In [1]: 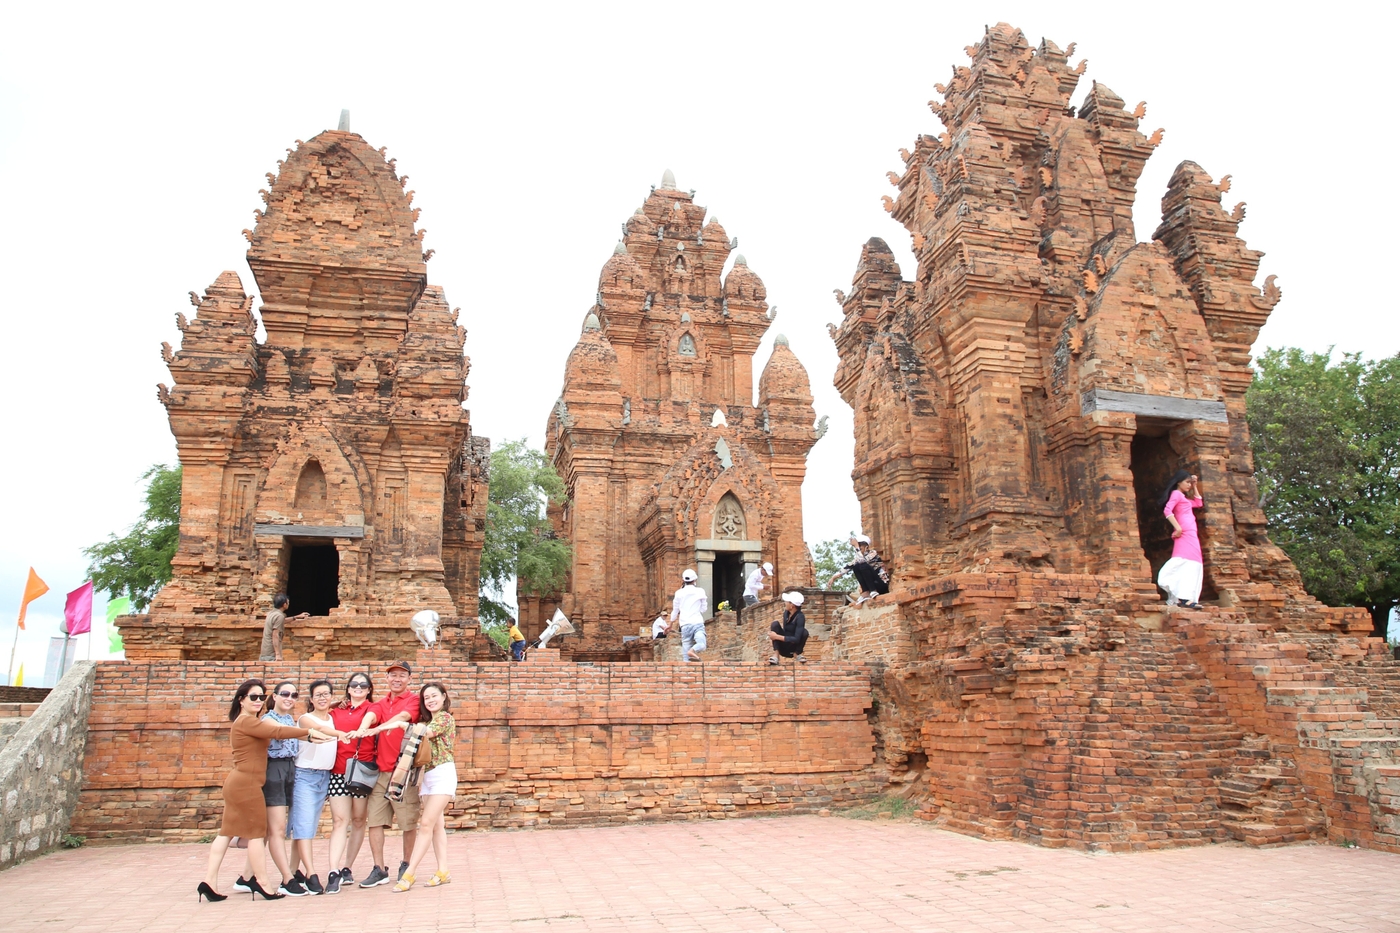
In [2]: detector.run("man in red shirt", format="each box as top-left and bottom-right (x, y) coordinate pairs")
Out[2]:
(355, 659), (420, 887)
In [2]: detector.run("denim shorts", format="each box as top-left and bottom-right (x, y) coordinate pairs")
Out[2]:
(289, 767), (331, 839)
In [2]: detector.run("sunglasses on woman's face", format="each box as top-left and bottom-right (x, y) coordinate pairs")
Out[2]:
(276, 691), (298, 699)
(245, 694), (266, 702)
(349, 683), (370, 690)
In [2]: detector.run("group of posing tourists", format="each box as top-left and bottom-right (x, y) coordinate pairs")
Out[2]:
(198, 659), (457, 902)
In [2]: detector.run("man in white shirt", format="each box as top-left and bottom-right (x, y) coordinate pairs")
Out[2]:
(742, 562), (774, 607)
(669, 569), (709, 662)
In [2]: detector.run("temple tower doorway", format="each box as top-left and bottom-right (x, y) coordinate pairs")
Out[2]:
(286, 541), (340, 617)
(712, 552), (744, 610)
(1129, 426), (1179, 584)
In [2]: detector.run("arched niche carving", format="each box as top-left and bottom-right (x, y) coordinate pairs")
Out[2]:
(257, 422), (367, 525)
(294, 460), (327, 509)
(713, 492), (746, 540)
(678, 332), (697, 357)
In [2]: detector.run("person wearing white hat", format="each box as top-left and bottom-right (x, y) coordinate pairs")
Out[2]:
(669, 569), (709, 662)
(825, 534), (889, 604)
(742, 561), (775, 608)
(768, 591), (809, 664)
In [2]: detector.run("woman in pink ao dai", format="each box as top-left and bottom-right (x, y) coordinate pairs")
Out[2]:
(1158, 470), (1205, 609)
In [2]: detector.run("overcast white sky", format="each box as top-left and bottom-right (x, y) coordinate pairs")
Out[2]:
(2, 2), (1395, 679)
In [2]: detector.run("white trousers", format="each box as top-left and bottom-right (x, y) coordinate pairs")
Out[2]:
(1158, 557), (1203, 604)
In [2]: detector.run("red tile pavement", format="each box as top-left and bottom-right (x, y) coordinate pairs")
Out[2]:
(1, 816), (1397, 932)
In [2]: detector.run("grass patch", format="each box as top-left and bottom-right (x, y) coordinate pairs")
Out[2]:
(839, 794), (920, 821)
(61, 834), (85, 849)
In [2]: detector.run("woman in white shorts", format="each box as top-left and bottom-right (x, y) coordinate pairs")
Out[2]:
(392, 682), (457, 892)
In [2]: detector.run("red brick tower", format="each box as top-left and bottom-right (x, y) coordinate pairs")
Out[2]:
(828, 24), (1400, 852)
(535, 173), (821, 652)
(124, 124), (489, 660)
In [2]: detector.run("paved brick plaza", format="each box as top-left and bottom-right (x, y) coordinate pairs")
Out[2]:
(3, 816), (1397, 932)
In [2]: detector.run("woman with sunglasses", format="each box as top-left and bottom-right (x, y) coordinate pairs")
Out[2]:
(325, 672), (375, 893)
(198, 679), (333, 902)
(243, 680), (306, 895)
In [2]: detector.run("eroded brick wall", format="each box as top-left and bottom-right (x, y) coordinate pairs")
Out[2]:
(73, 659), (882, 843)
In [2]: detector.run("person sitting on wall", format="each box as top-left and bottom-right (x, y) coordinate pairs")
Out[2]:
(1158, 470), (1205, 610)
(258, 593), (310, 662)
(651, 615), (670, 639)
(768, 591), (809, 665)
(508, 620), (527, 662)
(670, 569), (708, 662)
(825, 535), (890, 604)
(743, 562), (774, 607)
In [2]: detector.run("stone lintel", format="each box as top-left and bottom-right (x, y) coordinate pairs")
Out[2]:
(254, 523), (365, 538)
(695, 538), (762, 552)
(1081, 388), (1228, 423)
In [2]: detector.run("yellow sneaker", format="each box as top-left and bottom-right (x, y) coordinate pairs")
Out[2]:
(426, 870), (451, 887)
(392, 873), (415, 892)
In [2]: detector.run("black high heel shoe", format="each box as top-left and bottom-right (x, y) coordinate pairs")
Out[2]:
(246, 877), (285, 901)
(197, 882), (227, 902)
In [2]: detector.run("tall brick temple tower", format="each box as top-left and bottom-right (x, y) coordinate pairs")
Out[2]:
(827, 24), (1400, 851)
(122, 123), (489, 660)
(532, 173), (822, 652)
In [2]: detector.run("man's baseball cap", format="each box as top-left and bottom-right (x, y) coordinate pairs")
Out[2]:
(386, 659), (412, 673)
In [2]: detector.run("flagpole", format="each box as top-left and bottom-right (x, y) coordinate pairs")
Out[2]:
(6, 622), (19, 687)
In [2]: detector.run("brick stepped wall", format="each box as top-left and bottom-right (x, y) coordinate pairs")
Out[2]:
(1176, 617), (1400, 853)
(72, 659), (883, 844)
(1011, 631), (1246, 850)
(826, 591), (1375, 852)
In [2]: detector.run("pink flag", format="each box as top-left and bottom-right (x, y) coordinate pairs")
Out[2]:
(64, 582), (94, 636)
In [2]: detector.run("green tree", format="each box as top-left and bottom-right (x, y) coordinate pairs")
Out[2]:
(1247, 348), (1400, 636)
(479, 439), (572, 626)
(83, 464), (182, 611)
(811, 535), (859, 592)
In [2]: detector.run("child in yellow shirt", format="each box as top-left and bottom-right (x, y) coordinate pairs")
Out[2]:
(508, 621), (526, 661)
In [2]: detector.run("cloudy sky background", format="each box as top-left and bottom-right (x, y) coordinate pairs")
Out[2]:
(2, 2), (1395, 680)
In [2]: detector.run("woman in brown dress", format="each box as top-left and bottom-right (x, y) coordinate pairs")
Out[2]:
(198, 679), (334, 901)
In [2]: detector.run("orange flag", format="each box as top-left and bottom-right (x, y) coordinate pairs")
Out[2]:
(17, 567), (49, 630)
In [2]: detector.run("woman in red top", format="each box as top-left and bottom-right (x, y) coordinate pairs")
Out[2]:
(325, 672), (375, 893)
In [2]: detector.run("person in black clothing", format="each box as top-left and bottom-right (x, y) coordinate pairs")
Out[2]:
(826, 534), (889, 603)
(768, 591), (809, 665)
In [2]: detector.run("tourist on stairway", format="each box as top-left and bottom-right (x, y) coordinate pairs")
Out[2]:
(826, 535), (890, 603)
(353, 659), (421, 886)
(394, 683), (458, 892)
(198, 679), (332, 902)
(743, 561), (774, 607)
(258, 593), (309, 662)
(1158, 471), (1205, 610)
(326, 672), (376, 892)
(769, 592), (809, 664)
(671, 569), (709, 662)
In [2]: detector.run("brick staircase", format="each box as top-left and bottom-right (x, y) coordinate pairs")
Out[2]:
(1175, 613), (1400, 852)
(1020, 630), (1247, 850)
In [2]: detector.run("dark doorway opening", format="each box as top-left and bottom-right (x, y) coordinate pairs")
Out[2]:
(712, 552), (743, 613)
(1130, 429), (1180, 583)
(286, 543), (340, 617)
(1129, 426), (1215, 601)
